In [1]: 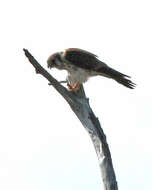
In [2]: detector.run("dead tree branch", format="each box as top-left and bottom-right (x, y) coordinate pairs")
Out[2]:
(23, 49), (118, 190)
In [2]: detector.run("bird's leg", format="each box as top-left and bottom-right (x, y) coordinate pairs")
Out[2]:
(59, 80), (67, 84)
(67, 82), (81, 91)
(48, 80), (80, 91)
(48, 80), (67, 85)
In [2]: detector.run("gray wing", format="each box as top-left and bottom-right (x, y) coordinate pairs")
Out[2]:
(64, 48), (107, 70)
(64, 48), (136, 89)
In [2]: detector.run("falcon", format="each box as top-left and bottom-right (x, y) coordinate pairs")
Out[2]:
(47, 48), (136, 91)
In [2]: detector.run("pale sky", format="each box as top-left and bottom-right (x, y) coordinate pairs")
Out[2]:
(0, 0), (152, 189)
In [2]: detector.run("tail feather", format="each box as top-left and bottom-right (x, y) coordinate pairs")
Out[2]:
(98, 67), (136, 89)
(115, 76), (136, 89)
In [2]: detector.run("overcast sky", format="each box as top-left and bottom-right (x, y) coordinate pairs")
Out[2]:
(0, 0), (152, 189)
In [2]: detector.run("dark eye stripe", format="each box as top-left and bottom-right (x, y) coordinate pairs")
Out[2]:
(55, 54), (62, 62)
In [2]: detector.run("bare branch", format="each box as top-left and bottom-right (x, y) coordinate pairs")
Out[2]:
(23, 49), (118, 190)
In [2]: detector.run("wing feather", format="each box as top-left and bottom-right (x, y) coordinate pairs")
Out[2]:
(64, 48), (107, 70)
(64, 48), (136, 89)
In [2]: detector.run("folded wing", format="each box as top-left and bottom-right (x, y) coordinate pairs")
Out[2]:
(64, 48), (136, 89)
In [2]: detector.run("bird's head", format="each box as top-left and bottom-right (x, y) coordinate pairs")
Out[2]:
(47, 52), (65, 70)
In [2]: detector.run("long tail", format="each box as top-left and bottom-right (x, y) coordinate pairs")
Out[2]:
(98, 67), (136, 89)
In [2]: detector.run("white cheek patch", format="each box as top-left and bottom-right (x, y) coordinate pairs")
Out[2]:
(56, 59), (62, 66)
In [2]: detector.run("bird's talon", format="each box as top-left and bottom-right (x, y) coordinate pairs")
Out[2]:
(67, 83), (80, 91)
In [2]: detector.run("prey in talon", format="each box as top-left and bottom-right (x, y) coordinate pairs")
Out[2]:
(47, 48), (136, 91)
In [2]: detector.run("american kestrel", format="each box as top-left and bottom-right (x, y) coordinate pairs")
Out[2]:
(47, 48), (136, 91)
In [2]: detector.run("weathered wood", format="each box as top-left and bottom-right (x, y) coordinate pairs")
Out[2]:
(23, 49), (118, 190)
